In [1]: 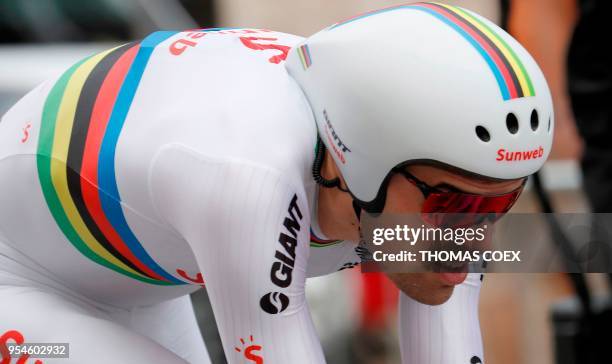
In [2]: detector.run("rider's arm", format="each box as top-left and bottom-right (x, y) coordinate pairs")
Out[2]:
(398, 273), (484, 364)
(150, 144), (325, 364)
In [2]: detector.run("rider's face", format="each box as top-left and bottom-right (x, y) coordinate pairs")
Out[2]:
(383, 165), (524, 305)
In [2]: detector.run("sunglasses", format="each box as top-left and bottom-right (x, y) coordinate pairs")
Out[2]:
(394, 168), (526, 227)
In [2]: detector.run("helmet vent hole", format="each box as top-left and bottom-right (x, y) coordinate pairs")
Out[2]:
(548, 117), (551, 132)
(506, 113), (519, 134)
(475, 126), (491, 142)
(530, 109), (539, 131)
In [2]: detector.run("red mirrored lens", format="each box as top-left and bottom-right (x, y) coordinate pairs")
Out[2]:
(422, 187), (523, 227)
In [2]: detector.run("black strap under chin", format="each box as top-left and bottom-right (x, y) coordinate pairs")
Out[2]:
(312, 136), (349, 192)
(352, 199), (362, 222)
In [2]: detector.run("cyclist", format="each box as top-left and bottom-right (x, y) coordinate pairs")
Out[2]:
(0, 3), (552, 363)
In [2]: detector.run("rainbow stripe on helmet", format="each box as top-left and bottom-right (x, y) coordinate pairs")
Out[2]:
(330, 2), (535, 101)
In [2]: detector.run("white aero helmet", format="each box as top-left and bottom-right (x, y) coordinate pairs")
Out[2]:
(285, 2), (553, 211)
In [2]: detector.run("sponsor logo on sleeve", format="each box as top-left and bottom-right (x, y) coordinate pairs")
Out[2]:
(235, 335), (264, 364)
(259, 292), (290, 314)
(259, 194), (303, 314)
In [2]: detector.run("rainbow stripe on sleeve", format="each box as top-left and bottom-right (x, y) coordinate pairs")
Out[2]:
(310, 228), (343, 248)
(329, 2), (535, 101)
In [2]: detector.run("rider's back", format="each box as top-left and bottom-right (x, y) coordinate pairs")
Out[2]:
(0, 29), (317, 307)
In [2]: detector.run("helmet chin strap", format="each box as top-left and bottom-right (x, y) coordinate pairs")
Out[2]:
(352, 200), (363, 222)
(312, 136), (349, 192)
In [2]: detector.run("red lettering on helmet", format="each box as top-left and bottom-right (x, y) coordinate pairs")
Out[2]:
(325, 127), (346, 164)
(496, 146), (544, 161)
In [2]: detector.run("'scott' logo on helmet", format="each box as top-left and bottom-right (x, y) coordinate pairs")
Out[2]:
(259, 292), (290, 314)
(496, 146), (544, 162)
(323, 110), (351, 164)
